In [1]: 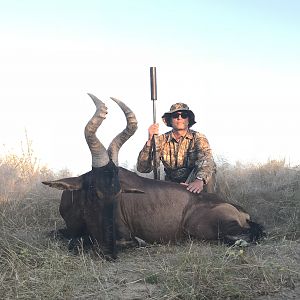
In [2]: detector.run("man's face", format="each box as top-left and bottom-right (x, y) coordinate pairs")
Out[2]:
(171, 111), (189, 131)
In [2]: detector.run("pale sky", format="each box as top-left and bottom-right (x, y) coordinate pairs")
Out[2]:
(1, 0), (299, 174)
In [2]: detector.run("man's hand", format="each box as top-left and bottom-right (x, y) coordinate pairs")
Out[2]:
(146, 123), (159, 146)
(180, 178), (204, 194)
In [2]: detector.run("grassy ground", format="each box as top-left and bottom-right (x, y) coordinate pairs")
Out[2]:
(0, 149), (299, 299)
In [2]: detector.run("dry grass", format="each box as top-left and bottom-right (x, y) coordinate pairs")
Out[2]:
(0, 146), (299, 299)
(216, 158), (300, 239)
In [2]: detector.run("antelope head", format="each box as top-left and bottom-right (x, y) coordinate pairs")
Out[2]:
(43, 93), (138, 258)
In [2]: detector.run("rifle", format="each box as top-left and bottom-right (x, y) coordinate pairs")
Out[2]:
(150, 67), (160, 180)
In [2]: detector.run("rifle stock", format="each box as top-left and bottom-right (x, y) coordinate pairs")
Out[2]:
(151, 135), (160, 180)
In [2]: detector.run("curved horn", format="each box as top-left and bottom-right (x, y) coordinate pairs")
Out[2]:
(107, 97), (138, 165)
(85, 93), (110, 168)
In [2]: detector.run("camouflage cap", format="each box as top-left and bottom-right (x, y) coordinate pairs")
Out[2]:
(162, 102), (196, 127)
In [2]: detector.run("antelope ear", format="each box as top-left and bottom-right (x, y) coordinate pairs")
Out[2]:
(42, 176), (83, 190)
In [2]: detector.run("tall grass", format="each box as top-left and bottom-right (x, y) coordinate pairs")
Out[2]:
(0, 144), (299, 299)
(216, 158), (300, 239)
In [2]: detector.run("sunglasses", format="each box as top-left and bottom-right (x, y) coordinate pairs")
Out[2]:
(171, 111), (189, 119)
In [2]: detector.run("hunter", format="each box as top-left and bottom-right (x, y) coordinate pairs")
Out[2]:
(137, 102), (216, 193)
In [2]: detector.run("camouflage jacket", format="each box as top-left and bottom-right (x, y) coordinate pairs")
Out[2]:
(136, 130), (216, 184)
